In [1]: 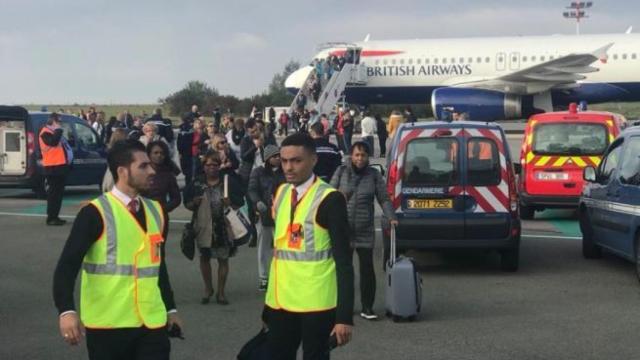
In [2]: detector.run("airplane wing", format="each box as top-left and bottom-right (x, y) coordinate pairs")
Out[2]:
(449, 43), (613, 95)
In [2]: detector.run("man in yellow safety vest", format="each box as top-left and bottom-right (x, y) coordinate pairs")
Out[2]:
(53, 139), (183, 360)
(264, 133), (354, 359)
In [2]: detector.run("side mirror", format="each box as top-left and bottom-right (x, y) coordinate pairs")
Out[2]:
(513, 162), (522, 175)
(583, 166), (597, 182)
(370, 164), (386, 177)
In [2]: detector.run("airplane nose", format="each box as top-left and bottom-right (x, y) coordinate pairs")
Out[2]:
(285, 66), (314, 95)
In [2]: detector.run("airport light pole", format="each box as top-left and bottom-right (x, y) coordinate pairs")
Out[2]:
(563, 1), (593, 35)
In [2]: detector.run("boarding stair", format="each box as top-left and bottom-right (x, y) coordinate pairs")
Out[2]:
(289, 45), (367, 116)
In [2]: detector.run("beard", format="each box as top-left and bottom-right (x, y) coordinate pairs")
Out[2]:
(127, 171), (150, 192)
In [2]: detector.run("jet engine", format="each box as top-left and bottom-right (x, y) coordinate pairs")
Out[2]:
(431, 88), (537, 121)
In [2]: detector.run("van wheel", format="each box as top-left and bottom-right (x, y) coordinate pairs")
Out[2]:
(32, 177), (49, 199)
(580, 211), (602, 259)
(500, 248), (519, 272)
(520, 205), (534, 220)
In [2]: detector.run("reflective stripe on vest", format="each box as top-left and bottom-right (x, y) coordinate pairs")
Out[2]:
(266, 178), (337, 312)
(38, 126), (66, 167)
(80, 193), (166, 329)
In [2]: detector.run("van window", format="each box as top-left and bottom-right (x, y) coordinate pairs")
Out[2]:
(619, 137), (640, 184)
(75, 123), (99, 149)
(403, 137), (459, 186)
(532, 123), (607, 155)
(467, 138), (501, 185)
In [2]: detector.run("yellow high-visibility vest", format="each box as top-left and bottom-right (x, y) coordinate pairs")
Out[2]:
(80, 193), (167, 329)
(265, 178), (337, 312)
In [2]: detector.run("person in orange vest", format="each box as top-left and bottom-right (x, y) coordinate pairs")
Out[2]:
(39, 113), (74, 226)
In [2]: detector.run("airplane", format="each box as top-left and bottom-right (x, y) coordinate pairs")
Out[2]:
(284, 32), (640, 121)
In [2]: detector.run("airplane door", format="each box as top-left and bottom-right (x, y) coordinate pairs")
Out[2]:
(496, 52), (506, 71)
(509, 52), (521, 70)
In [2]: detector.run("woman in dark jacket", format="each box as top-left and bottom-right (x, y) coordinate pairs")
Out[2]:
(142, 141), (181, 255)
(183, 151), (244, 305)
(330, 141), (398, 320)
(247, 145), (285, 290)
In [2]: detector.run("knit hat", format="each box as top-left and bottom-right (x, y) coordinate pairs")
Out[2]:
(263, 144), (280, 161)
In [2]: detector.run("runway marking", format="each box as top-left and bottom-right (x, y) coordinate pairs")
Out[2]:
(0, 211), (582, 239)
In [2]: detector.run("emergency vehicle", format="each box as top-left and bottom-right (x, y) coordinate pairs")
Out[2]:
(382, 120), (521, 271)
(518, 103), (627, 219)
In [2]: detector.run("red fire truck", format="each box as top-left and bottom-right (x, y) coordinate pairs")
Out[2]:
(518, 103), (627, 219)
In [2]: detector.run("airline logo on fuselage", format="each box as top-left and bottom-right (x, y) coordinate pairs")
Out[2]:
(367, 64), (473, 77)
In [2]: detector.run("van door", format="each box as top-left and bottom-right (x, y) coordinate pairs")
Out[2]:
(589, 139), (623, 250)
(463, 127), (511, 239)
(397, 128), (465, 241)
(60, 118), (106, 186)
(0, 128), (26, 175)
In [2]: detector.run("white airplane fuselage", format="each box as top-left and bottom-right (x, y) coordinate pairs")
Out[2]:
(286, 33), (640, 114)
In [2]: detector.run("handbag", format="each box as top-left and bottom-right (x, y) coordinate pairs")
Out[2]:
(223, 175), (252, 246)
(180, 219), (196, 261)
(237, 329), (269, 360)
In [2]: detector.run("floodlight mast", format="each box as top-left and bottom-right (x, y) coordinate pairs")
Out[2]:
(563, 1), (593, 35)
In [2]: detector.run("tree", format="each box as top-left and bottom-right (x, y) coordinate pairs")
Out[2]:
(160, 81), (220, 117)
(266, 60), (300, 106)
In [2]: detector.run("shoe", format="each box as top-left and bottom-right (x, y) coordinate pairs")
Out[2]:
(216, 295), (229, 305)
(360, 308), (378, 320)
(46, 218), (67, 226)
(258, 279), (268, 291)
(201, 290), (214, 304)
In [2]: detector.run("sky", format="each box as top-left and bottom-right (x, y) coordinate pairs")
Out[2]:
(0, 0), (638, 104)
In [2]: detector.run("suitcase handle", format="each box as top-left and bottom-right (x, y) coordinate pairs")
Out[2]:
(389, 224), (397, 267)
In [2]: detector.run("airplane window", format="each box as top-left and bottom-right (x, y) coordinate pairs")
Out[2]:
(476, 57), (482, 63)
(434, 58), (438, 64)
(498, 56), (504, 63)
(512, 56), (517, 62)
(451, 58), (455, 63)
(375, 59), (380, 65)
(485, 57), (490, 63)
(467, 57), (473, 63)
(425, 58), (430, 64)
(460, 57), (465, 63)
(532, 55), (537, 61)
(523, 56), (528, 62)
(383, 59), (388, 65)
(442, 58), (447, 64)
(549, 55), (554, 60)
(622, 54), (628, 60)
(613, 54), (618, 60)
(392, 59), (396, 64)
(540, 56), (546, 61)
(400, 59), (405, 64)
(417, 59), (421, 64)
(408, 59), (413, 64)
(633, 54), (637, 60)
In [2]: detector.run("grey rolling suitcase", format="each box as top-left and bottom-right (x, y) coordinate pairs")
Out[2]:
(385, 225), (422, 322)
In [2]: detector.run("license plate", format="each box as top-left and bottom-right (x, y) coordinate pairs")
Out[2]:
(407, 199), (453, 209)
(536, 172), (569, 181)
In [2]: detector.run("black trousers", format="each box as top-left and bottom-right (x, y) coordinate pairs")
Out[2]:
(179, 156), (193, 185)
(45, 174), (66, 221)
(86, 327), (170, 360)
(352, 247), (376, 310)
(266, 308), (335, 360)
(378, 136), (387, 157)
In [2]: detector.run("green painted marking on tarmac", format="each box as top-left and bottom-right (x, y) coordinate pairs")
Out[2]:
(536, 209), (581, 237)
(22, 193), (96, 215)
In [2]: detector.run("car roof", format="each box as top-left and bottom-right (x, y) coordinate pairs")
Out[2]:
(530, 110), (620, 122)
(398, 120), (504, 131)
